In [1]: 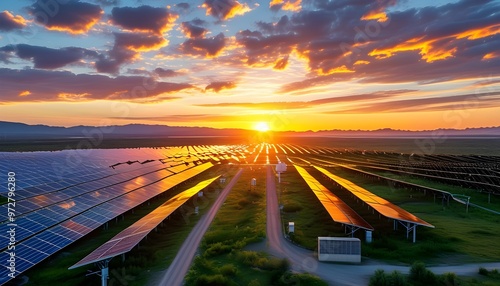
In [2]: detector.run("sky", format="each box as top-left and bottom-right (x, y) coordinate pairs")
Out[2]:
(0, 0), (499, 132)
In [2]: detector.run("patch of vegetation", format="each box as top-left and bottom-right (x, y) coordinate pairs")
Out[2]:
(370, 263), (500, 286)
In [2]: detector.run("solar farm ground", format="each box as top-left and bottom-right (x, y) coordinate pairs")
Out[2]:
(1, 140), (499, 285)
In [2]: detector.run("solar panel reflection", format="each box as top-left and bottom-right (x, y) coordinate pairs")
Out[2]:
(294, 165), (373, 231)
(313, 166), (434, 228)
(70, 175), (221, 269)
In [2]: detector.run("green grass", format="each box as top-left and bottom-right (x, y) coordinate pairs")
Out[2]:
(370, 263), (500, 286)
(21, 164), (238, 286)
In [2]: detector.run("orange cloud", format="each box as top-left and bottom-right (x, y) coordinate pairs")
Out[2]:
(202, 0), (251, 20)
(1, 11), (27, 27)
(19, 90), (31, 97)
(270, 0), (302, 12)
(361, 11), (388, 23)
(354, 60), (370, 65)
(273, 56), (289, 70)
(318, 65), (355, 76)
(57, 92), (90, 101)
(45, 13), (102, 34)
(456, 24), (500, 40)
(482, 52), (499, 60)
(369, 37), (457, 63)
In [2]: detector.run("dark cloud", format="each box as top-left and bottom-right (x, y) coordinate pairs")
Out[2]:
(0, 68), (193, 103)
(205, 81), (236, 92)
(154, 68), (181, 77)
(180, 33), (226, 57)
(95, 32), (167, 74)
(0, 11), (27, 31)
(0, 44), (97, 69)
(269, 0), (302, 12)
(29, 0), (102, 34)
(181, 18), (207, 38)
(202, 0), (251, 20)
(111, 5), (177, 34)
(197, 90), (413, 109)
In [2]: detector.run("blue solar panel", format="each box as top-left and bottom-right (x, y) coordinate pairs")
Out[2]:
(53, 225), (83, 241)
(16, 244), (49, 263)
(24, 237), (61, 255)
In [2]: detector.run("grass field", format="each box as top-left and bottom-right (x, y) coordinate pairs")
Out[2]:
(21, 164), (238, 286)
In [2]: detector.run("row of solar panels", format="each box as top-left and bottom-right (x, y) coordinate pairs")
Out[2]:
(294, 164), (434, 233)
(0, 162), (214, 284)
(70, 175), (221, 269)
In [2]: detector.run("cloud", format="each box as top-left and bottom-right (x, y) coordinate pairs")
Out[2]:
(205, 81), (236, 92)
(202, 0), (251, 20)
(197, 89), (413, 109)
(329, 91), (500, 114)
(0, 11), (27, 31)
(0, 68), (193, 103)
(0, 44), (97, 69)
(111, 5), (178, 34)
(273, 55), (289, 70)
(270, 0), (302, 12)
(233, 0), (500, 91)
(95, 32), (168, 74)
(154, 68), (182, 77)
(29, 1), (102, 34)
(180, 32), (226, 57)
(180, 18), (207, 38)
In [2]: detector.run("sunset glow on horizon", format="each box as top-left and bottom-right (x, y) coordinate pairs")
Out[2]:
(0, 0), (499, 132)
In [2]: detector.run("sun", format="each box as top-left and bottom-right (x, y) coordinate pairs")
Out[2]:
(254, 122), (270, 132)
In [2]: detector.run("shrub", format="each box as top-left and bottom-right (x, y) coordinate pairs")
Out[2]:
(195, 274), (230, 286)
(248, 279), (261, 286)
(409, 262), (437, 286)
(204, 242), (232, 257)
(388, 270), (407, 286)
(219, 264), (238, 276)
(479, 267), (489, 276)
(441, 272), (458, 286)
(369, 269), (388, 286)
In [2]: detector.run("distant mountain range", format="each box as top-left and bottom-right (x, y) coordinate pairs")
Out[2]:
(1, 121), (499, 139)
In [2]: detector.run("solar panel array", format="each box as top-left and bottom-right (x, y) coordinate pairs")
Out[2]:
(70, 175), (221, 269)
(0, 146), (216, 285)
(313, 166), (434, 228)
(294, 165), (373, 231)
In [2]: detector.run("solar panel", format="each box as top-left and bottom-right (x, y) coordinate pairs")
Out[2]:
(294, 165), (373, 231)
(0, 162), (215, 285)
(70, 175), (220, 269)
(313, 166), (434, 228)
